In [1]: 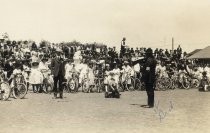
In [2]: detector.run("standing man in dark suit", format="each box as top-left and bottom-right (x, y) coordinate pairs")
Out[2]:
(142, 48), (157, 108)
(51, 50), (65, 99)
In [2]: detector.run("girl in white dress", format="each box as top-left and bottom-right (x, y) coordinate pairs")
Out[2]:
(38, 58), (51, 92)
(65, 61), (73, 83)
(29, 62), (43, 93)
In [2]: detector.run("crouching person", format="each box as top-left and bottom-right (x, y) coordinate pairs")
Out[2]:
(104, 64), (120, 98)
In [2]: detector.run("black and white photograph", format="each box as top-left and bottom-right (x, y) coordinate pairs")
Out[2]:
(0, 0), (210, 133)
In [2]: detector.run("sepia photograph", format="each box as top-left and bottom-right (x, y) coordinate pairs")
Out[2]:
(0, 0), (210, 133)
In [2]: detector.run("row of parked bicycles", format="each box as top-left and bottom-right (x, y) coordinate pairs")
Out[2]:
(60, 71), (143, 93)
(61, 71), (201, 94)
(155, 72), (200, 91)
(0, 68), (201, 101)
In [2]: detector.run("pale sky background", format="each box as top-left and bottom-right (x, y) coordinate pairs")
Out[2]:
(1, 0), (210, 52)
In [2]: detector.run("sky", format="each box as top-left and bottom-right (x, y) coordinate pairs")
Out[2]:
(1, 0), (210, 52)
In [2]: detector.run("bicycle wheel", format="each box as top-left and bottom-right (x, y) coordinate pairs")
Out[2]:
(45, 83), (53, 93)
(68, 80), (77, 93)
(156, 79), (163, 91)
(182, 78), (190, 89)
(82, 79), (89, 93)
(163, 78), (171, 90)
(63, 82), (70, 93)
(135, 79), (142, 91)
(0, 82), (11, 101)
(173, 78), (180, 89)
(96, 79), (104, 93)
(126, 78), (135, 91)
(118, 82), (124, 92)
(191, 79), (200, 88)
(13, 83), (27, 99)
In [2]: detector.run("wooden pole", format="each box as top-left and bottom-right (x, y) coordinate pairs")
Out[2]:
(172, 37), (174, 52)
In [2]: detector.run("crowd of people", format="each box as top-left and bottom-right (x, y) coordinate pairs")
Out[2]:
(0, 35), (209, 101)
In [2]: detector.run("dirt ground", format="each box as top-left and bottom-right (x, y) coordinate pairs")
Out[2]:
(0, 89), (210, 133)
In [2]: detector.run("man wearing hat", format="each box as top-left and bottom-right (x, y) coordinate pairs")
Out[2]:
(120, 37), (126, 58)
(51, 51), (65, 99)
(142, 48), (157, 108)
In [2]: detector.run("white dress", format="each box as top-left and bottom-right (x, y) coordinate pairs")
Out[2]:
(112, 68), (121, 84)
(65, 63), (73, 81)
(29, 68), (43, 84)
(122, 65), (132, 83)
(87, 68), (95, 85)
(79, 64), (88, 84)
(134, 63), (140, 72)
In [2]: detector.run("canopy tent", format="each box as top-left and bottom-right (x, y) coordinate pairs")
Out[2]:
(187, 46), (210, 59)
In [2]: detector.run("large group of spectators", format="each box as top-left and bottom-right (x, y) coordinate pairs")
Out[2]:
(4, 35), (210, 97)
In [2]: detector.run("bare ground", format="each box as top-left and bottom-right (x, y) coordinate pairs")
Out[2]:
(0, 89), (210, 133)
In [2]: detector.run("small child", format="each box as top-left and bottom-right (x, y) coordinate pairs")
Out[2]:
(29, 62), (43, 93)
(200, 71), (209, 91)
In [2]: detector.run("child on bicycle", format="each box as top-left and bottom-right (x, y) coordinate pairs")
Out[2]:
(9, 61), (24, 88)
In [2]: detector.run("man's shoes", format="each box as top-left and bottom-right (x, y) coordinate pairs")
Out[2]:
(141, 105), (154, 108)
(140, 105), (147, 107)
(54, 93), (57, 98)
(144, 105), (154, 108)
(59, 93), (63, 99)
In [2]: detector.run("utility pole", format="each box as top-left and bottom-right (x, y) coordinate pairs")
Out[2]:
(172, 37), (174, 53)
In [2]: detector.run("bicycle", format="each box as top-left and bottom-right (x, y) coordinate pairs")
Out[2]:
(168, 73), (179, 90)
(119, 72), (135, 91)
(0, 72), (11, 101)
(131, 72), (142, 91)
(66, 71), (79, 93)
(94, 76), (104, 93)
(81, 77), (90, 93)
(41, 70), (53, 93)
(179, 73), (191, 89)
(188, 74), (200, 88)
(155, 75), (171, 91)
(11, 73), (27, 99)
